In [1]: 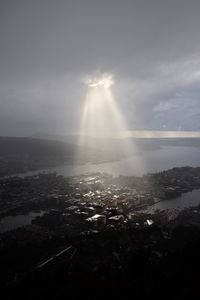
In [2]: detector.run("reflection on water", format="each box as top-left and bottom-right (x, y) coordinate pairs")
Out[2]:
(150, 189), (200, 212)
(9, 146), (200, 178)
(0, 211), (45, 233)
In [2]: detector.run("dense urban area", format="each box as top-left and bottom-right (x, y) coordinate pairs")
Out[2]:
(1, 166), (200, 298)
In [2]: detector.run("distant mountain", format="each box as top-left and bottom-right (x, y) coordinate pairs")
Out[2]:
(0, 136), (125, 176)
(158, 137), (200, 147)
(0, 137), (92, 176)
(32, 133), (78, 144)
(32, 133), (200, 153)
(0, 136), (78, 157)
(1, 135), (200, 177)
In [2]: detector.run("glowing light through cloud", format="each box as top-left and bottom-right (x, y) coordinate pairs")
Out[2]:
(81, 73), (127, 138)
(75, 72), (142, 170)
(86, 73), (114, 88)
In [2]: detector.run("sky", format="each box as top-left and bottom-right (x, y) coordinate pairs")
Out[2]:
(0, 0), (200, 136)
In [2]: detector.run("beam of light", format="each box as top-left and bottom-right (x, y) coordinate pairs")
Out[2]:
(80, 73), (126, 138)
(75, 73), (144, 172)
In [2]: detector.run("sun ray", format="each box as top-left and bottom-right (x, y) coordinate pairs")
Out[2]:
(75, 73), (143, 170)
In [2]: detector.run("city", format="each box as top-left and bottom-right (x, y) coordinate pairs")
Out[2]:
(1, 167), (200, 298)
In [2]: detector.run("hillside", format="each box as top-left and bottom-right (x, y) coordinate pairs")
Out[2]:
(0, 136), (125, 177)
(0, 137), (87, 176)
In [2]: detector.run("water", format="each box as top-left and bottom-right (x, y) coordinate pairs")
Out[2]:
(0, 211), (45, 233)
(1, 146), (199, 233)
(13, 146), (200, 178)
(149, 189), (200, 212)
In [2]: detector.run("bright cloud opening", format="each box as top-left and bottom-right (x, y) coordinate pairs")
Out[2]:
(86, 73), (114, 89)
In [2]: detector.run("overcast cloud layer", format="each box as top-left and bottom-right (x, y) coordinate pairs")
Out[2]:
(0, 0), (200, 136)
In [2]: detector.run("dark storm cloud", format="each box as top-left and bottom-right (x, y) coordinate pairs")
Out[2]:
(1, 0), (200, 135)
